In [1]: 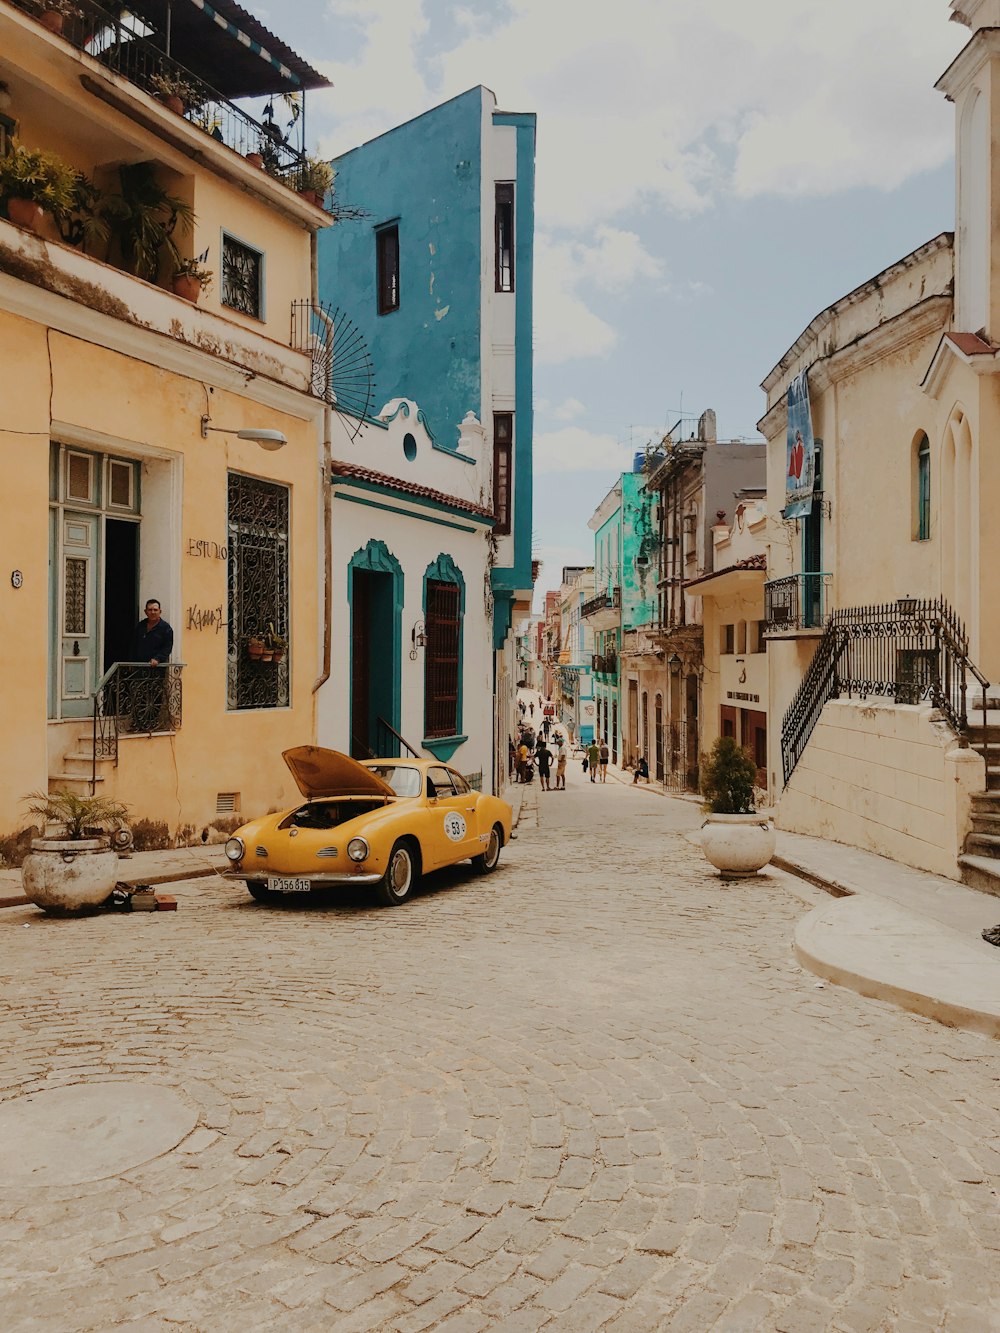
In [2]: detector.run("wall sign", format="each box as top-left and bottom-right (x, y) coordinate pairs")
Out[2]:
(10, 570), (23, 589)
(727, 690), (760, 703)
(187, 539), (228, 560)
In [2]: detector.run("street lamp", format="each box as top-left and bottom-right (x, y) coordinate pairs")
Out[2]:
(200, 415), (288, 451)
(668, 653), (682, 675)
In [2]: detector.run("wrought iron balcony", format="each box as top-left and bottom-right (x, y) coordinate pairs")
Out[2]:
(591, 652), (619, 677)
(8, 0), (310, 179)
(764, 573), (832, 634)
(581, 587), (620, 620)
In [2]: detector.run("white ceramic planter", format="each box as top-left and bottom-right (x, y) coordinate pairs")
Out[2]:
(21, 838), (119, 913)
(701, 813), (776, 878)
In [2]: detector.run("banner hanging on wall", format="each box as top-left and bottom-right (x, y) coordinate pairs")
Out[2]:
(784, 369), (816, 518)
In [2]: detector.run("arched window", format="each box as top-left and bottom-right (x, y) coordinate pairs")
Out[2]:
(914, 432), (930, 541)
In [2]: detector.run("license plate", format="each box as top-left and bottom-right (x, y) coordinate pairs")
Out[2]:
(268, 876), (311, 893)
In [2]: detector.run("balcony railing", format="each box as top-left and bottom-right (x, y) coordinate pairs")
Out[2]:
(581, 587), (620, 620)
(591, 653), (619, 677)
(10, 0), (306, 178)
(764, 573), (832, 633)
(92, 661), (184, 785)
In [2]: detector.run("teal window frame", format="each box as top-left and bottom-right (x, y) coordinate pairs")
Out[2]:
(916, 433), (931, 541)
(422, 553), (466, 762)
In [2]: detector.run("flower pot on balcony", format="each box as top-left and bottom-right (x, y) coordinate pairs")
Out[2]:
(247, 636), (265, 661)
(172, 273), (202, 303)
(159, 93), (185, 116)
(245, 152), (264, 169)
(6, 197), (44, 232)
(298, 187), (321, 207)
(39, 9), (65, 34)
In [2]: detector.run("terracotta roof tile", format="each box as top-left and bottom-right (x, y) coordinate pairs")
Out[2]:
(330, 461), (495, 521)
(946, 332), (995, 356)
(685, 552), (766, 589)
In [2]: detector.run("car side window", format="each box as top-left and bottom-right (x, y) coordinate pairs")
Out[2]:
(427, 766), (456, 798)
(449, 770), (470, 794)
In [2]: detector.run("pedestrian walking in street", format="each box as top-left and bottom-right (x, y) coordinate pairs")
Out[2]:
(517, 739), (530, 783)
(587, 739), (600, 782)
(529, 702), (534, 718)
(555, 738), (568, 790)
(536, 739), (553, 791)
(633, 754), (649, 784)
(599, 738), (610, 783)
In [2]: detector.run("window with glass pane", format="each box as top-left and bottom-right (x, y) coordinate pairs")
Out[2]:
(493, 413), (513, 535)
(495, 183), (514, 292)
(917, 433), (930, 541)
(377, 224), (399, 314)
(222, 234), (263, 319)
(425, 580), (460, 737)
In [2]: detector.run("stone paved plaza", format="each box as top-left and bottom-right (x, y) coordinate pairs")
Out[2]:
(2, 771), (1000, 1331)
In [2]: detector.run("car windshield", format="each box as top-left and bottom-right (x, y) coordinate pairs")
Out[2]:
(364, 765), (421, 797)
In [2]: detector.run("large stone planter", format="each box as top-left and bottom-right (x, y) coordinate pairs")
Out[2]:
(21, 837), (119, 913)
(701, 813), (776, 878)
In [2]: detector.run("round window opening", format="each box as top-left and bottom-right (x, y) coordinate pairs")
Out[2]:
(403, 433), (417, 461)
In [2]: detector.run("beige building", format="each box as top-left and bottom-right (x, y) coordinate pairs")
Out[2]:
(759, 0), (1000, 883)
(0, 0), (333, 853)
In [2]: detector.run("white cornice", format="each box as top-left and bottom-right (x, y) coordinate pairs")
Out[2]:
(757, 294), (952, 440)
(0, 270), (324, 424)
(936, 26), (1000, 98)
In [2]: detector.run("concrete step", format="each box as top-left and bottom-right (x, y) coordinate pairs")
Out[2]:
(970, 813), (1000, 834)
(959, 854), (1000, 897)
(48, 773), (103, 789)
(970, 790), (1000, 807)
(964, 832), (1000, 857)
(59, 751), (114, 778)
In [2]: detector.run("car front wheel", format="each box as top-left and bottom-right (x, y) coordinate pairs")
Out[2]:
(472, 823), (503, 875)
(375, 840), (418, 906)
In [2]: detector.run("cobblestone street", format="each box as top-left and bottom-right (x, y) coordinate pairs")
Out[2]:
(2, 771), (1000, 1331)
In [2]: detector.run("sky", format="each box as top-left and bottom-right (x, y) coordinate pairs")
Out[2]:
(262, 0), (967, 605)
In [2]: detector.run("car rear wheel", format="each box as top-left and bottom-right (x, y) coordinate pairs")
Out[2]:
(246, 880), (283, 905)
(375, 840), (418, 906)
(472, 823), (503, 875)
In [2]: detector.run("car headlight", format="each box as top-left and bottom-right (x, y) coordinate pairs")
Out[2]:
(225, 837), (245, 863)
(346, 837), (369, 862)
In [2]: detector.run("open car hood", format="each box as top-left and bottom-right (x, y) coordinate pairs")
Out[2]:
(282, 746), (396, 800)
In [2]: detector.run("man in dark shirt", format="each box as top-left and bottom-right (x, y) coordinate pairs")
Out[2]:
(129, 600), (173, 732)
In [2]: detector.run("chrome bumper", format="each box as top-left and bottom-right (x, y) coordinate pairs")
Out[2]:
(224, 869), (382, 887)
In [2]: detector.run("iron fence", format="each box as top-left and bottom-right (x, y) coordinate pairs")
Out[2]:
(93, 662), (184, 784)
(765, 572), (832, 632)
(12, 0), (306, 174)
(581, 587), (620, 619)
(781, 597), (991, 783)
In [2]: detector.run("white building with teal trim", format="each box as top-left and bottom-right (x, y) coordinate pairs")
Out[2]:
(315, 88), (536, 792)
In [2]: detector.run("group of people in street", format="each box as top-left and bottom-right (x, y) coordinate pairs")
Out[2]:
(510, 721), (569, 790)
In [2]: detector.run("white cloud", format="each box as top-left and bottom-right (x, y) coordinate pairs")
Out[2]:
(532, 543), (592, 609)
(534, 228), (663, 364)
(534, 426), (635, 474)
(552, 397), (587, 422)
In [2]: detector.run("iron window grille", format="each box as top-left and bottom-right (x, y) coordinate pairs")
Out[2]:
(424, 580), (460, 737)
(495, 183), (514, 292)
(227, 473), (289, 711)
(222, 233), (263, 319)
(377, 224), (400, 314)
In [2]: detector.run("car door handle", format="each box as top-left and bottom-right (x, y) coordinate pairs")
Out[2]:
(466, 807), (476, 813)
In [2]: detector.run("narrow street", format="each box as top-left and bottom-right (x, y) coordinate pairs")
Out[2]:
(2, 771), (999, 1331)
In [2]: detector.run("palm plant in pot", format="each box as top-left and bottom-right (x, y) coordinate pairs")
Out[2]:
(0, 141), (80, 233)
(20, 791), (131, 913)
(699, 736), (775, 878)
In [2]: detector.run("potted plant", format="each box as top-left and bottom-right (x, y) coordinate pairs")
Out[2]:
(34, 0), (82, 36)
(247, 634), (265, 660)
(296, 157), (334, 207)
(172, 249), (212, 302)
(265, 623), (286, 663)
(699, 736), (775, 877)
(0, 141), (80, 233)
(149, 70), (203, 118)
(102, 161), (194, 281)
(20, 791), (131, 913)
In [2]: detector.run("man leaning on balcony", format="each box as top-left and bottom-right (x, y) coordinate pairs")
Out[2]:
(129, 599), (173, 733)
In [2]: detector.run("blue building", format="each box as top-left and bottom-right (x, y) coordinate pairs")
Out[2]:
(315, 88), (536, 791)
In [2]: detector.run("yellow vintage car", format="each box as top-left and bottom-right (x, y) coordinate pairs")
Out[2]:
(224, 746), (514, 907)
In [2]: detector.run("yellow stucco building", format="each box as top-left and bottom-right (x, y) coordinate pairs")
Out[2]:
(758, 0), (1000, 885)
(0, 0), (333, 853)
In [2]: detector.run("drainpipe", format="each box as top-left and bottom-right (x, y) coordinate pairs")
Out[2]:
(311, 230), (333, 695)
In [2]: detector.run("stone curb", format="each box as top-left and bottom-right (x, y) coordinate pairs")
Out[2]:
(794, 895), (1000, 1039)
